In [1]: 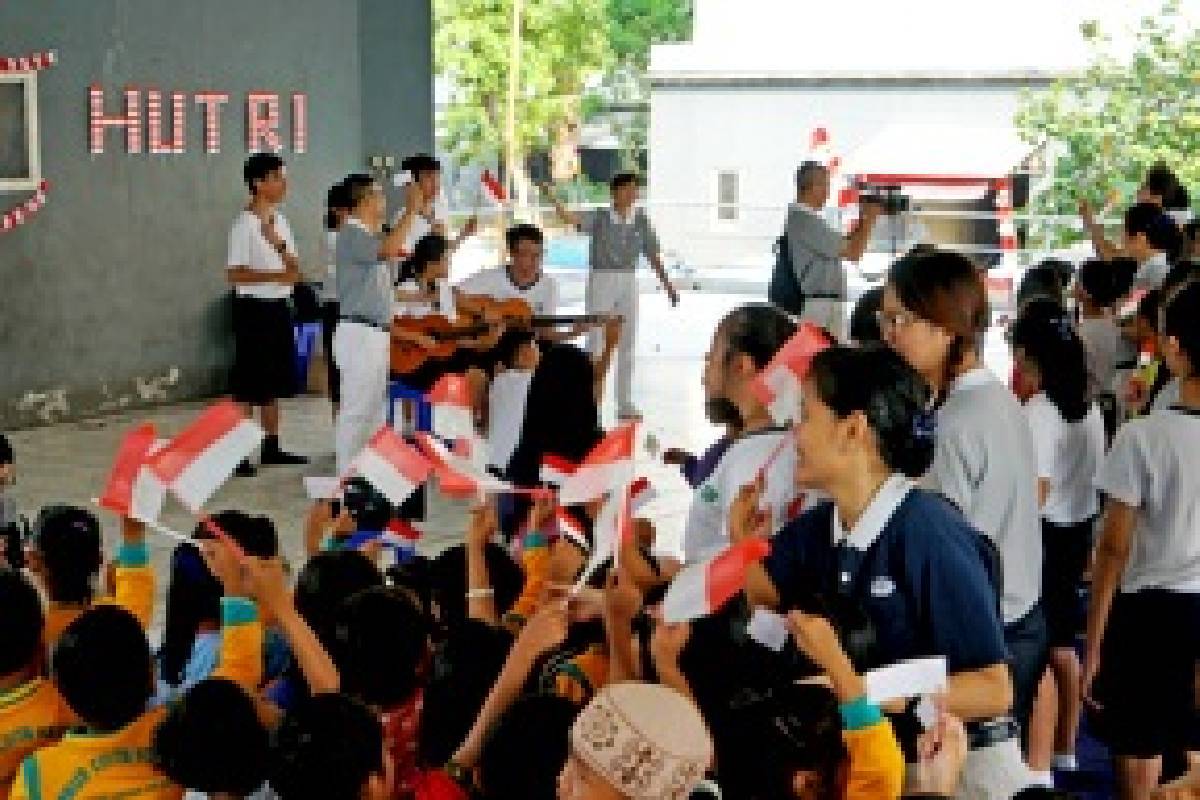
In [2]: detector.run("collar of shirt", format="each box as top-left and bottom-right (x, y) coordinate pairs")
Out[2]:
(832, 474), (914, 552)
(797, 202), (825, 217)
(1142, 251), (1169, 269)
(345, 216), (373, 234)
(610, 207), (636, 225)
(946, 366), (995, 398)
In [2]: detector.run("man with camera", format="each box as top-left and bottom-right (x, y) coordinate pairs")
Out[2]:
(774, 161), (882, 339)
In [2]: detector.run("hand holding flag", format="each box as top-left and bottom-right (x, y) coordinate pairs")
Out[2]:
(660, 537), (771, 623)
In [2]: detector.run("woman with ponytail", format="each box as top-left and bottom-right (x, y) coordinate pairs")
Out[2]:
(880, 250), (1046, 763)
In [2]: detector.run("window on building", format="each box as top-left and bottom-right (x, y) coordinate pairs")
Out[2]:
(716, 170), (739, 222)
(0, 74), (40, 190)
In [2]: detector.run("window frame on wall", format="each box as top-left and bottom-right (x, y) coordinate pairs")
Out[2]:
(712, 168), (741, 228)
(0, 72), (41, 191)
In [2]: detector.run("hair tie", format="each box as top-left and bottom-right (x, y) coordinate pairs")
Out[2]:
(912, 408), (937, 442)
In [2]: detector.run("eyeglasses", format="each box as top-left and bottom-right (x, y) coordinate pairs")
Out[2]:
(875, 309), (920, 333)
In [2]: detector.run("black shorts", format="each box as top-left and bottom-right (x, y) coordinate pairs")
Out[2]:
(230, 295), (297, 405)
(1041, 518), (1094, 648)
(322, 301), (340, 404)
(1089, 589), (1200, 757)
(1004, 602), (1049, 739)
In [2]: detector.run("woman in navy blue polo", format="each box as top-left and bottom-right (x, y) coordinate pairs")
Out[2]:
(735, 345), (1028, 799)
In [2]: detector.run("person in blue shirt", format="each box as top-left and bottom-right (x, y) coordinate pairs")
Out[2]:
(732, 345), (1028, 799)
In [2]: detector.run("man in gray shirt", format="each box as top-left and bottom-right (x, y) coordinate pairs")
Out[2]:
(546, 173), (679, 419)
(785, 161), (881, 339)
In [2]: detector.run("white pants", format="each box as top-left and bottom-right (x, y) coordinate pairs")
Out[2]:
(798, 298), (847, 342)
(586, 271), (639, 412)
(333, 322), (389, 475)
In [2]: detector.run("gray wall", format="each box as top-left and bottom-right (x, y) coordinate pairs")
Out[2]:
(0, 0), (432, 428)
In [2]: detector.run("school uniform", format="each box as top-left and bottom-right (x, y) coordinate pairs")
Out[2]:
(392, 197), (448, 254)
(1078, 313), (1121, 436)
(764, 477), (1029, 800)
(1025, 394), (1105, 647)
(925, 368), (1046, 736)
(577, 208), (662, 415)
(225, 209), (298, 405)
(1133, 251), (1170, 291)
(0, 680), (75, 800)
(319, 229), (341, 404)
(333, 219), (396, 475)
(674, 427), (799, 564)
(457, 266), (558, 318)
(1091, 406), (1200, 757)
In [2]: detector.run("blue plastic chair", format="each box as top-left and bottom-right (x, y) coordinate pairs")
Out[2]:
(293, 322), (321, 386)
(387, 380), (432, 432)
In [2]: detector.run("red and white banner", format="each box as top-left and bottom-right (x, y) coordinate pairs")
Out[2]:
(558, 422), (637, 506)
(751, 323), (833, 425)
(415, 433), (513, 499)
(661, 538), (771, 623)
(0, 180), (50, 235)
(0, 50), (56, 72)
(350, 427), (433, 507)
(149, 401), (264, 512)
(426, 374), (475, 442)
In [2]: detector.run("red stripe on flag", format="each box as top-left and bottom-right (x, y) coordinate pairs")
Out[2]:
(149, 401), (245, 483)
(427, 374), (471, 407)
(369, 427), (434, 486)
(97, 423), (158, 515)
(482, 169), (506, 202)
(582, 422), (635, 466)
(542, 454), (578, 475)
(705, 538), (771, 611)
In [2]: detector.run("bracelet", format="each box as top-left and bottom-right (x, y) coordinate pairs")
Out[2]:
(466, 587), (495, 600)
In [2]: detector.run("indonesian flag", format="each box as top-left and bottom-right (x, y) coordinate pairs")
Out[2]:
(661, 538), (772, 623)
(481, 169), (506, 204)
(539, 454), (577, 488)
(427, 374), (475, 442)
(629, 476), (657, 516)
(415, 433), (513, 499)
(350, 427), (433, 507)
(555, 508), (589, 553)
(751, 323), (834, 425)
(574, 480), (633, 590)
(558, 423), (637, 506)
(149, 402), (264, 512)
(96, 423), (171, 523)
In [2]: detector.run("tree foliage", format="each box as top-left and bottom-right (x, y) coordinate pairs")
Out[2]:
(1014, 2), (1200, 247)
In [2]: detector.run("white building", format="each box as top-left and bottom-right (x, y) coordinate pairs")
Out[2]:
(647, 0), (1180, 270)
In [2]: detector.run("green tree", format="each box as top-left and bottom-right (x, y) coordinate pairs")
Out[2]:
(1014, 3), (1200, 249)
(606, 0), (692, 72)
(434, 0), (613, 170)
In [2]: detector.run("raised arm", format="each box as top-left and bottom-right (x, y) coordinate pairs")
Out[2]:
(1079, 198), (1122, 260)
(842, 202), (882, 263)
(540, 183), (583, 228)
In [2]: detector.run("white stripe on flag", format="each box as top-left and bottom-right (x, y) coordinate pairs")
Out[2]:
(432, 406), (474, 442)
(130, 469), (167, 523)
(353, 448), (423, 507)
(761, 366), (802, 426)
(169, 420), (263, 511)
(661, 559), (710, 623)
(559, 461), (633, 506)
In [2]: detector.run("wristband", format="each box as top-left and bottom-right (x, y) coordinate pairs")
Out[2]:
(466, 587), (495, 600)
(839, 695), (883, 731)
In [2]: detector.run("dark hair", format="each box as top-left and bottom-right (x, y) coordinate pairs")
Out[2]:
(506, 223), (544, 252)
(243, 153), (285, 195)
(887, 249), (989, 393)
(341, 476), (394, 531)
(398, 233), (449, 285)
(1009, 311), (1090, 423)
(0, 433), (11, 465)
(294, 550), (384, 649)
(795, 160), (827, 193)
(1142, 162), (1188, 209)
(401, 153), (441, 178)
(1164, 280), (1200, 376)
(32, 505), (102, 604)
(428, 543), (523, 629)
(0, 568), (43, 676)
(325, 180), (352, 231)
(332, 586), (429, 708)
(610, 172), (640, 192)
(1164, 261), (1200, 296)
(53, 605), (153, 730)
(807, 345), (936, 477)
(1075, 259), (1124, 308)
(1016, 264), (1066, 310)
(1137, 289), (1163, 327)
(342, 172), (377, 211)
(153, 678), (269, 795)
(1109, 257), (1139, 298)
(1125, 202), (1183, 260)
(849, 286), (884, 344)
(271, 693), (385, 800)
(718, 303), (799, 370)
(478, 694), (576, 800)
(491, 328), (538, 371)
(160, 511), (279, 686)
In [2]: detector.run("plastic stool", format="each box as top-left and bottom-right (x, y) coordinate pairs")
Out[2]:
(293, 322), (321, 386)
(387, 380), (432, 433)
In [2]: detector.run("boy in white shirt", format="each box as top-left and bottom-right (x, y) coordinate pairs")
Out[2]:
(392, 153), (477, 255)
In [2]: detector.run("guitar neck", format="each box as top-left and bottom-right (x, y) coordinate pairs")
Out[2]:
(526, 315), (612, 327)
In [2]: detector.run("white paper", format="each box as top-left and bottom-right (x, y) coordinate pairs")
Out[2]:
(914, 695), (939, 731)
(304, 476), (340, 501)
(864, 657), (947, 703)
(747, 608), (790, 652)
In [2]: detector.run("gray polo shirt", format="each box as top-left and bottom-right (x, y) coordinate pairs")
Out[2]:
(925, 368), (1043, 624)
(335, 219), (393, 327)
(784, 203), (845, 298)
(579, 208), (661, 272)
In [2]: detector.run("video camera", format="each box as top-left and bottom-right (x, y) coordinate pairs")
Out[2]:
(858, 184), (911, 216)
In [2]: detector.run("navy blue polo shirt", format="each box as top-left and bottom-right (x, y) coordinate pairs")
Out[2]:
(765, 482), (1007, 674)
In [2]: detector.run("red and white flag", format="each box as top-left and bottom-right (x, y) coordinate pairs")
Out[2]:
(416, 433), (513, 499)
(751, 323), (834, 425)
(574, 480), (633, 589)
(629, 476), (657, 516)
(481, 169), (506, 205)
(148, 402), (264, 512)
(539, 454), (577, 487)
(96, 423), (170, 523)
(427, 374), (475, 442)
(558, 422), (637, 506)
(350, 427), (434, 507)
(555, 508), (589, 553)
(661, 538), (772, 623)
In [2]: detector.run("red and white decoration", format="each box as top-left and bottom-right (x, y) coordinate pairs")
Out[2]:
(629, 476), (657, 516)
(481, 169), (506, 205)
(661, 537), (771, 623)
(195, 92), (231, 154)
(1, 180), (49, 234)
(555, 508), (590, 553)
(148, 401), (264, 512)
(415, 432), (514, 499)
(247, 91), (282, 153)
(0, 50), (57, 73)
(426, 374), (475, 442)
(90, 86), (143, 154)
(96, 423), (163, 520)
(751, 323), (834, 425)
(291, 93), (308, 155)
(349, 427), (433, 507)
(539, 454), (577, 488)
(147, 89), (187, 155)
(558, 422), (637, 506)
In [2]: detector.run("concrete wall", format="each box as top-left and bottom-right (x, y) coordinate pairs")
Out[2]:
(0, 0), (432, 428)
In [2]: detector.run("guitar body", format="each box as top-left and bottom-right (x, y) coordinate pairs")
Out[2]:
(390, 315), (487, 375)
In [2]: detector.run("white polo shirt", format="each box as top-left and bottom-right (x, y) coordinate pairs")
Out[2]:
(226, 209), (296, 301)
(1152, 377), (1182, 412)
(457, 266), (559, 317)
(925, 367), (1043, 623)
(1077, 314), (1121, 401)
(1025, 394), (1106, 525)
(1097, 407), (1200, 593)
(1134, 251), (1170, 291)
(393, 197), (449, 253)
(677, 427), (800, 564)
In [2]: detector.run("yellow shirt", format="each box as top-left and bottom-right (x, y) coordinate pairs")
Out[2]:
(8, 709), (181, 800)
(844, 720), (905, 800)
(0, 681), (76, 800)
(43, 543), (157, 657)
